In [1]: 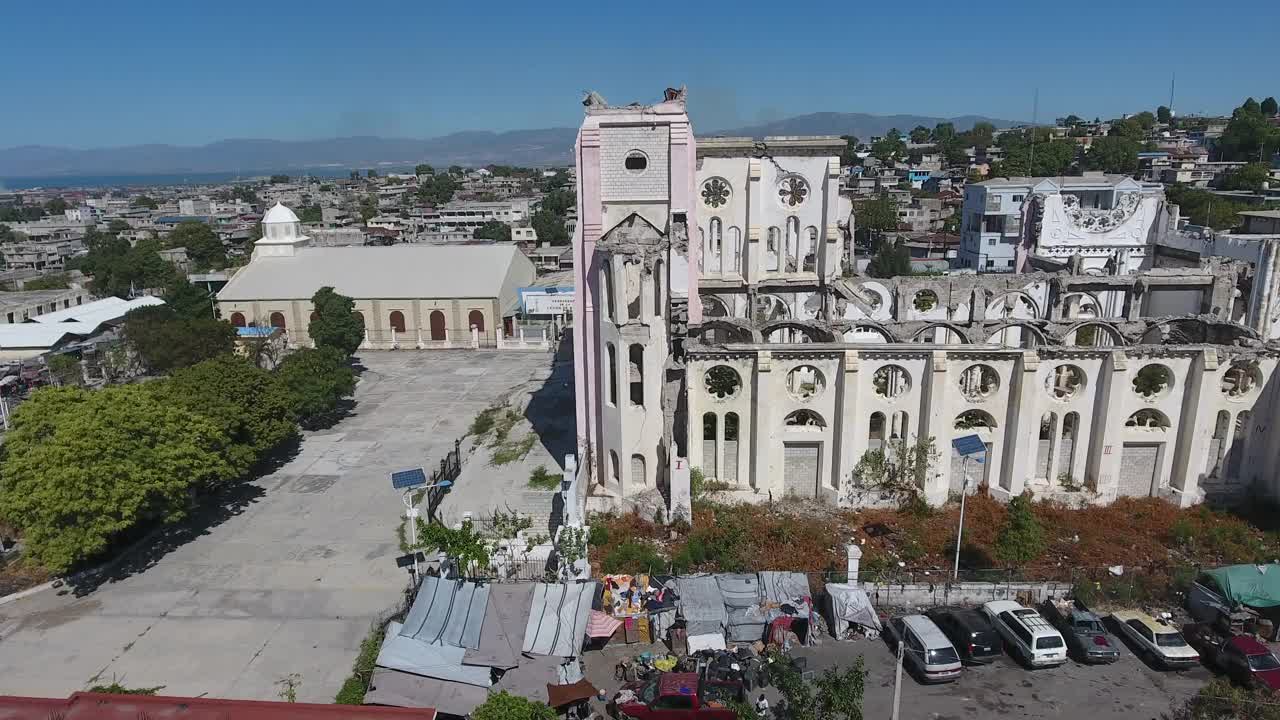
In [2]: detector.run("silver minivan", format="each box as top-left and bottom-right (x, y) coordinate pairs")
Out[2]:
(888, 614), (964, 683)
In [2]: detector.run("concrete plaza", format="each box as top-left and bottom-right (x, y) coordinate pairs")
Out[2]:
(0, 350), (553, 702)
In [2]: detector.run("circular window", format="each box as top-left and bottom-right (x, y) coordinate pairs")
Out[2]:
(704, 365), (741, 400)
(913, 290), (938, 312)
(958, 364), (999, 401)
(701, 177), (731, 208)
(777, 175), (810, 207)
(786, 365), (826, 401)
(1046, 365), (1085, 401)
(873, 365), (911, 399)
(1221, 361), (1262, 400)
(624, 150), (648, 173)
(1132, 364), (1172, 400)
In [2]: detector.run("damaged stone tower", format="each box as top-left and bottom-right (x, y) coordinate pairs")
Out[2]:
(572, 88), (697, 521)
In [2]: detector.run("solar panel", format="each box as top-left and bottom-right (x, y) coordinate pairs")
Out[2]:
(391, 468), (428, 489)
(952, 434), (987, 458)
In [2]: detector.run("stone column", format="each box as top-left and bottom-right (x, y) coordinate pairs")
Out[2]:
(921, 351), (950, 505)
(846, 543), (862, 583)
(1087, 351), (1128, 502)
(1168, 349), (1218, 505)
(1001, 351), (1041, 498)
(835, 350), (862, 506)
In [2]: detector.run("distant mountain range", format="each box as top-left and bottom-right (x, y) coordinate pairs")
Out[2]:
(0, 112), (1022, 179)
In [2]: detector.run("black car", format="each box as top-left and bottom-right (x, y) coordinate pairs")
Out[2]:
(926, 607), (1003, 664)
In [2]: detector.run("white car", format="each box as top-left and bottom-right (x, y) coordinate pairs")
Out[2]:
(1112, 610), (1200, 668)
(983, 600), (1068, 667)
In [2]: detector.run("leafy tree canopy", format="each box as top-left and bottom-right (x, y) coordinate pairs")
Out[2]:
(909, 125), (930, 144)
(1083, 135), (1140, 175)
(277, 347), (356, 429)
(1157, 106), (1173, 124)
(309, 286), (365, 356)
(123, 305), (237, 373)
(994, 493), (1046, 566)
(152, 355), (297, 477)
(416, 174), (458, 206)
(471, 692), (556, 720)
(167, 221), (226, 270)
(840, 135), (861, 167)
(530, 210), (568, 245)
(1263, 97), (1279, 117)
(22, 273), (69, 291)
(0, 385), (234, 572)
(44, 198), (68, 216)
(414, 163), (434, 175)
(131, 195), (158, 210)
(866, 239), (912, 279)
(473, 220), (512, 242)
(1219, 162), (1273, 192)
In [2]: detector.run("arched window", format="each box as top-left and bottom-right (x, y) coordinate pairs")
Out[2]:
(629, 344), (644, 406)
(468, 310), (485, 332)
(269, 312), (286, 329)
(601, 264), (616, 322)
(653, 260), (664, 319)
(784, 410), (826, 428)
(804, 226), (819, 272)
(709, 218), (723, 274)
(1037, 413), (1058, 480)
(1209, 410), (1230, 477)
(609, 451), (620, 485)
(784, 216), (800, 272)
(1229, 411), (1252, 477)
(724, 413), (739, 484)
(389, 311), (406, 333)
(631, 453), (647, 487)
(766, 227), (781, 272)
(869, 412), (886, 450)
(1059, 412), (1080, 486)
(229, 312), (246, 328)
(702, 412), (718, 478)
(429, 310), (446, 341)
(889, 411), (910, 441)
(606, 343), (618, 406)
(727, 227), (742, 276)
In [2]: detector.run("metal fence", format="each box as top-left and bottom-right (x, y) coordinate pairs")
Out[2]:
(425, 439), (463, 521)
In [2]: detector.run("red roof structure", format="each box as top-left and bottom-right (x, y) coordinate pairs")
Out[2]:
(0, 692), (437, 719)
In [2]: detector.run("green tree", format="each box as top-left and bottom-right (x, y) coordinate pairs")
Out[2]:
(1166, 184), (1249, 229)
(1061, 115), (1085, 127)
(0, 385), (234, 572)
(44, 198), (68, 216)
(414, 163), (434, 175)
(471, 691), (556, 720)
(358, 195), (378, 221)
(153, 355), (297, 476)
(1132, 111), (1157, 130)
(473, 220), (512, 242)
(123, 305), (237, 373)
(909, 125), (930, 144)
(366, 169), (378, 178)
(530, 210), (568, 245)
(539, 189), (575, 217)
(1217, 98), (1280, 161)
(840, 135), (861, 167)
(448, 165), (464, 176)
(1109, 117), (1146, 140)
(416, 174), (458, 205)
(1165, 676), (1280, 720)
(871, 129), (906, 163)
(308, 286), (365, 356)
(1219, 162), (1273, 192)
(269, 174), (290, 184)
(46, 353), (81, 386)
(1157, 106), (1173, 124)
(107, 218), (132, 235)
(866, 240), (912, 278)
(855, 195), (900, 242)
(167, 221), (226, 270)
(1083, 135), (1140, 175)
(994, 493), (1046, 567)
(1263, 97), (1279, 117)
(814, 656), (868, 720)
(277, 347), (356, 429)
(298, 205), (323, 223)
(962, 121), (996, 148)
(992, 130), (1077, 177)
(163, 276), (214, 319)
(131, 195), (159, 210)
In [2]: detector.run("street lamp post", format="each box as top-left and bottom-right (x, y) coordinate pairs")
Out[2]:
(397, 478), (453, 586)
(953, 458), (972, 581)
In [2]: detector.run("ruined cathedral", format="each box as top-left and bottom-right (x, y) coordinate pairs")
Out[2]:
(571, 88), (1280, 520)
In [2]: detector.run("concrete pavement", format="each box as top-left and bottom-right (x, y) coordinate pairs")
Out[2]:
(0, 350), (553, 702)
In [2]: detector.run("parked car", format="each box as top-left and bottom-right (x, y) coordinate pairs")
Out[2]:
(885, 615), (964, 683)
(926, 607), (1003, 664)
(1040, 598), (1121, 664)
(614, 672), (738, 720)
(982, 600), (1068, 667)
(1111, 611), (1199, 669)
(1184, 624), (1280, 690)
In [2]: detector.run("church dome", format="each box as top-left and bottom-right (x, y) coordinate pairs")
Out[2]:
(262, 202), (300, 225)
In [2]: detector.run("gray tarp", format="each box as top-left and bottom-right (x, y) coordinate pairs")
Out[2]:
(677, 574), (728, 641)
(717, 573), (766, 643)
(825, 583), (882, 637)
(760, 571), (813, 616)
(464, 582), (535, 670)
(365, 668), (490, 715)
(523, 582), (597, 657)
(399, 576), (490, 649)
(375, 621), (495, 687)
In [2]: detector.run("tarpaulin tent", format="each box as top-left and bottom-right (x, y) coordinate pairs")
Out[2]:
(717, 573), (766, 643)
(399, 576), (489, 649)
(375, 621), (495, 687)
(824, 583), (883, 637)
(523, 582), (598, 657)
(464, 583), (534, 670)
(760, 571), (813, 616)
(1204, 565), (1280, 608)
(676, 575), (728, 652)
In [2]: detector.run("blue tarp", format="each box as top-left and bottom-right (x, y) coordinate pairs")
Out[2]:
(523, 582), (598, 657)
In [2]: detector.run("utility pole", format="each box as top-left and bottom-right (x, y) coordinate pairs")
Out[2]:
(954, 463), (971, 581)
(891, 637), (904, 720)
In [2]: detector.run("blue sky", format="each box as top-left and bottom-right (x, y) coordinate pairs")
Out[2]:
(2, 0), (1276, 148)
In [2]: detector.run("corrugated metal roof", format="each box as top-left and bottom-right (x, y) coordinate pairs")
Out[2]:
(0, 691), (437, 719)
(217, 245), (532, 301)
(522, 582), (597, 657)
(32, 295), (162, 325)
(0, 321), (99, 349)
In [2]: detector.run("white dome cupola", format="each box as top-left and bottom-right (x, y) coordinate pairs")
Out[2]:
(253, 202), (311, 258)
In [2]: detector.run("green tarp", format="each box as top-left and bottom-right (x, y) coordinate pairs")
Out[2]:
(1205, 565), (1280, 608)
